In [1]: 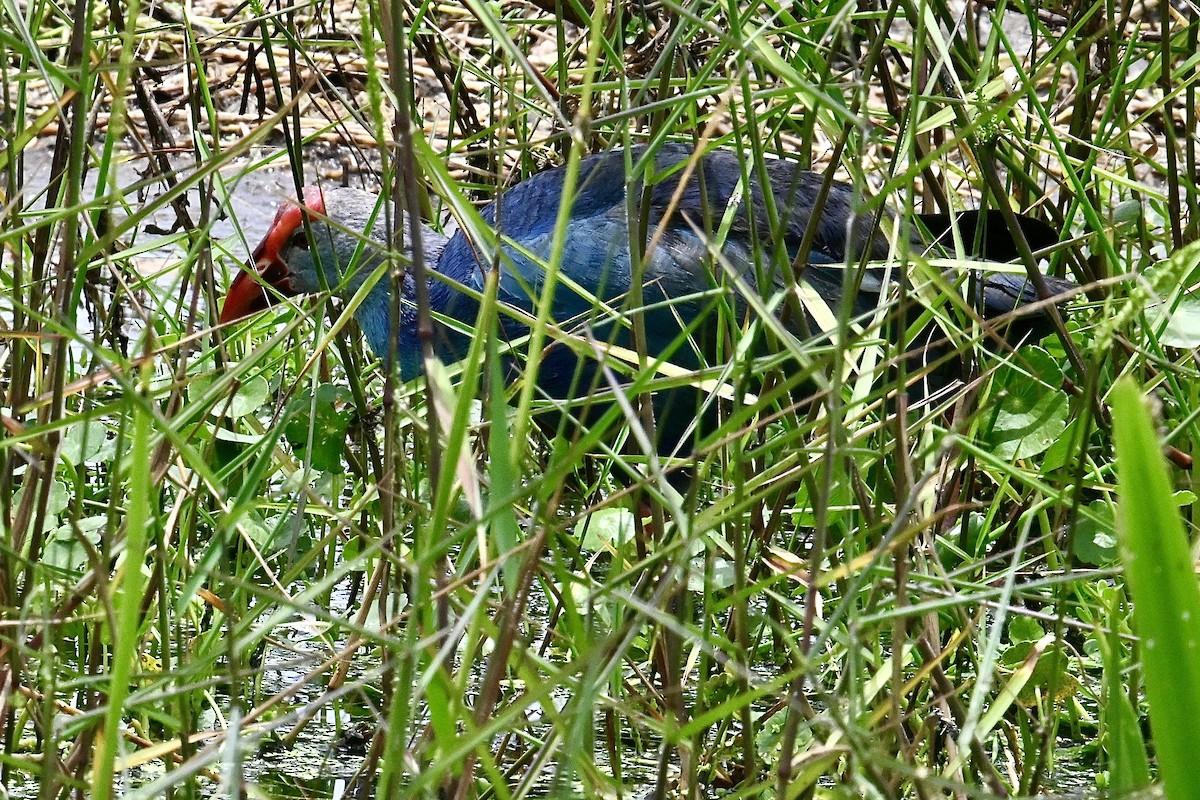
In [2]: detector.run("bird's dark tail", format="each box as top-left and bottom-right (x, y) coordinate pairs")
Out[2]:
(896, 209), (1079, 399)
(915, 209), (1058, 264)
(977, 272), (1078, 316)
(913, 208), (1077, 324)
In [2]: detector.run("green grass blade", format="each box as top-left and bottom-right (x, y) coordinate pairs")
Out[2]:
(1112, 377), (1200, 800)
(1102, 591), (1151, 793)
(91, 358), (153, 800)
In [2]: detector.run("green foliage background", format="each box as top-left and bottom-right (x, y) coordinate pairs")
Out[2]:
(1, 0), (1199, 797)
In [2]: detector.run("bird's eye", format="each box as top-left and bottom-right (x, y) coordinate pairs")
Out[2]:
(289, 230), (310, 252)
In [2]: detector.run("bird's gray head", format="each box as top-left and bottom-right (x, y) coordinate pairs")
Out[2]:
(220, 185), (445, 324)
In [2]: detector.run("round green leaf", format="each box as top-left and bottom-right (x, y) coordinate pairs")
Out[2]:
(983, 347), (1069, 460)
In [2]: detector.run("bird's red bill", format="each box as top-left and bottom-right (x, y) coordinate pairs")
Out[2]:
(220, 269), (273, 324)
(219, 186), (326, 325)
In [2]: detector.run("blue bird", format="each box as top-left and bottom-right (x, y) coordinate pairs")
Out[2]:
(221, 144), (1074, 454)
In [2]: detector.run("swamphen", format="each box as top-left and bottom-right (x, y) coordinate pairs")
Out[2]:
(220, 144), (1074, 455)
